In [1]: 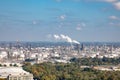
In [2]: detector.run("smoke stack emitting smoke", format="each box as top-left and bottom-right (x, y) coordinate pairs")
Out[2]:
(53, 34), (80, 44)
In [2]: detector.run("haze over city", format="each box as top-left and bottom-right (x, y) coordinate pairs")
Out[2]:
(1, 1), (120, 80)
(0, 0), (120, 42)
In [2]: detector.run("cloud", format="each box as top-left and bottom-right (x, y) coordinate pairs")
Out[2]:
(109, 15), (119, 20)
(31, 20), (44, 26)
(114, 2), (120, 10)
(109, 22), (120, 26)
(104, 0), (118, 3)
(32, 21), (37, 25)
(88, 0), (118, 3)
(105, 0), (120, 10)
(60, 15), (66, 20)
(86, 0), (120, 10)
(76, 27), (82, 30)
(102, 0), (120, 10)
(76, 23), (86, 31)
(55, 0), (81, 2)
(81, 22), (86, 27)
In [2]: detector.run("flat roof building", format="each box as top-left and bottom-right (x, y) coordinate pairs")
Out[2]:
(0, 67), (33, 80)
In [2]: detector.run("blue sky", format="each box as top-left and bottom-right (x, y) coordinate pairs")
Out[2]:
(0, 0), (120, 42)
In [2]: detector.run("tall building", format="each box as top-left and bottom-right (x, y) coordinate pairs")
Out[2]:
(80, 44), (84, 51)
(76, 44), (80, 54)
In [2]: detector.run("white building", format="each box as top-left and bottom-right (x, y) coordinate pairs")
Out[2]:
(0, 67), (33, 80)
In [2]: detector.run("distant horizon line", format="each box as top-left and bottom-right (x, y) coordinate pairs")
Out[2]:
(0, 41), (120, 43)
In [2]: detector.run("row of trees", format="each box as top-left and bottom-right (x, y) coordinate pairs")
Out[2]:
(0, 78), (6, 80)
(0, 63), (18, 67)
(23, 57), (120, 80)
(70, 57), (120, 66)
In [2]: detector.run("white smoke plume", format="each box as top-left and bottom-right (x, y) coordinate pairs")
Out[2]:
(60, 34), (72, 43)
(53, 34), (60, 40)
(72, 40), (80, 44)
(53, 34), (80, 44)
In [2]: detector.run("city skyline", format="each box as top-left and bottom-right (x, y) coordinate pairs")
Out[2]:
(0, 0), (120, 42)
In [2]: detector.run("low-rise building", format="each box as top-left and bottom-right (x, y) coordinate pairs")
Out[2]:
(0, 67), (33, 80)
